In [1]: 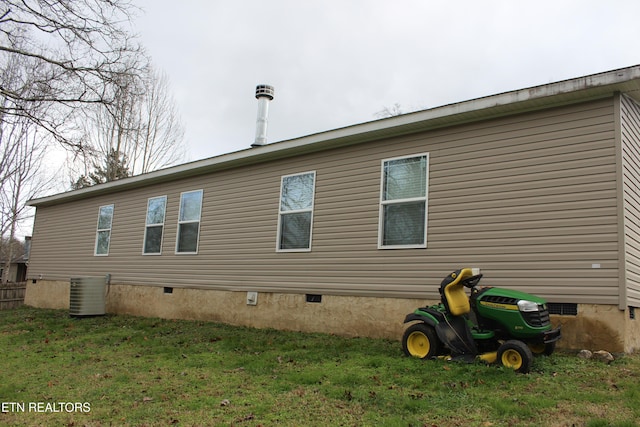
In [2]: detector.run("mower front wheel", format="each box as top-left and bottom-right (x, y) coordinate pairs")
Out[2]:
(497, 340), (533, 374)
(529, 341), (556, 356)
(402, 323), (440, 359)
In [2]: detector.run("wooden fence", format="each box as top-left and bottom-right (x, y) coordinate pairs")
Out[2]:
(0, 283), (26, 310)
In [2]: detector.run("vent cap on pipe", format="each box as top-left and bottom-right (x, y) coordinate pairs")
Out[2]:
(255, 84), (274, 100)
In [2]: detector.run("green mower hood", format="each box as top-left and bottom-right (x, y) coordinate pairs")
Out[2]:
(475, 287), (551, 338)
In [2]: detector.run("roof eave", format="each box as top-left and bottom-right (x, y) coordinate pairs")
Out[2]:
(28, 65), (640, 207)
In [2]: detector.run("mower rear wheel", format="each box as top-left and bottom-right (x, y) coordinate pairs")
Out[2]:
(402, 323), (440, 359)
(497, 340), (533, 374)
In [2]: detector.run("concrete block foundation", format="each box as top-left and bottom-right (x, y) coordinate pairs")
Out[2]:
(24, 280), (637, 353)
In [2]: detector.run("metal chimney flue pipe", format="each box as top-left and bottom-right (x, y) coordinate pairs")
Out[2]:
(252, 84), (274, 147)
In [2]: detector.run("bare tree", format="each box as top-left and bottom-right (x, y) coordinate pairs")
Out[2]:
(375, 103), (404, 119)
(131, 67), (186, 175)
(71, 64), (186, 187)
(0, 115), (53, 283)
(1, 39), (42, 187)
(1, 41), (50, 255)
(0, 0), (145, 150)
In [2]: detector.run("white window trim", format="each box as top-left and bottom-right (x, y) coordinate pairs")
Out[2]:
(175, 189), (203, 255)
(276, 171), (316, 253)
(142, 195), (167, 255)
(94, 204), (114, 256)
(378, 153), (429, 249)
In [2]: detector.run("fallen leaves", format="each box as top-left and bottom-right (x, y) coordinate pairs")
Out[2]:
(443, 381), (469, 389)
(4, 308), (640, 426)
(277, 355), (294, 364)
(235, 413), (255, 423)
(94, 373), (112, 379)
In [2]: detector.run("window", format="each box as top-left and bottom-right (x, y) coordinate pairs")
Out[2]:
(95, 204), (114, 255)
(277, 171), (316, 251)
(176, 190), (203, 253)
(143, 196), (167, 254)
(379, 154), (428, 248)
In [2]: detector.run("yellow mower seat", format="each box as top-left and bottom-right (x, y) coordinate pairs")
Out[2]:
(442, 268), (473, 316)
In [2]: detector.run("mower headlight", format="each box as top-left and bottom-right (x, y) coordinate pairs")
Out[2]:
(517, 300), (540, 312)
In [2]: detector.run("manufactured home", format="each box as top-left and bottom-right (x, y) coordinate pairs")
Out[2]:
(25, 66), (640, 352)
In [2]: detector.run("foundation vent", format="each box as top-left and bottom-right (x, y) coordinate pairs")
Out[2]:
(306, 294), (322, 303)
(547, 302), (577, 316)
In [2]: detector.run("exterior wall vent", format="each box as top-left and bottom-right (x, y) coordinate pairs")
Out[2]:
(69, 276), (107, 316)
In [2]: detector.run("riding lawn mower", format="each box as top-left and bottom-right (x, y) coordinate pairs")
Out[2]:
(402, 268), (562, 373)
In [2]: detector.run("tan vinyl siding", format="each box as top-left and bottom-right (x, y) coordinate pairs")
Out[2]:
(621, 94), (640, 307)
(28, 98), (620, 303)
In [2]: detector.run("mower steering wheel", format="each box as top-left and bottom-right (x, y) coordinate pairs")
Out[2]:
(460, 274), (483, 288)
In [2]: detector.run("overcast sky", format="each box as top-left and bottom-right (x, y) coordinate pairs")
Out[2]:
(134, 0), (639, 162)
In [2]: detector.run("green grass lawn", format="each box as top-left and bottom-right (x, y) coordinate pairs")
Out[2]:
(1, 307), (638, 427)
